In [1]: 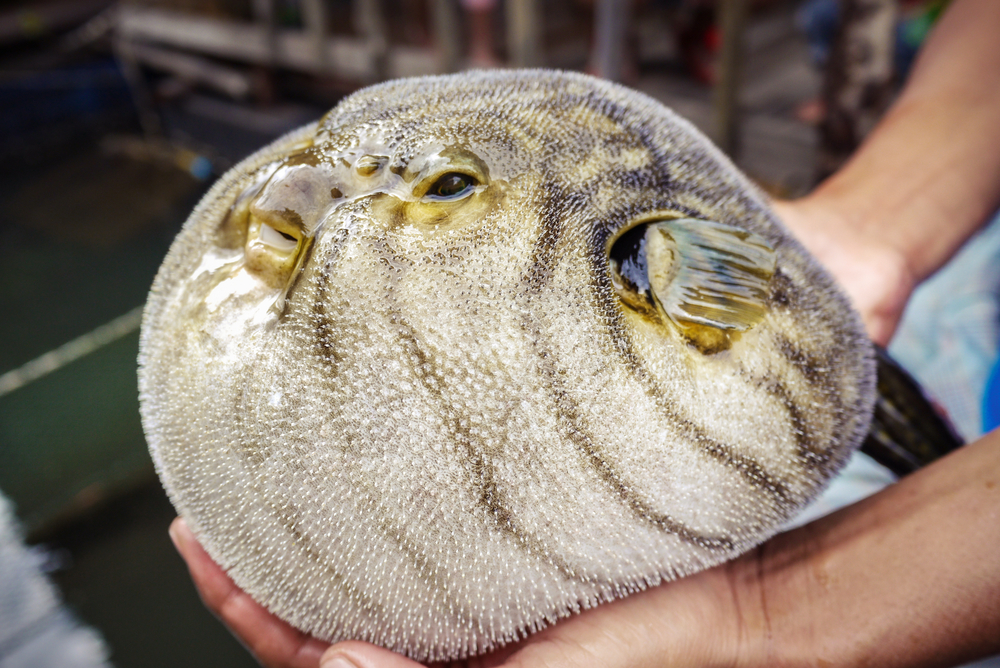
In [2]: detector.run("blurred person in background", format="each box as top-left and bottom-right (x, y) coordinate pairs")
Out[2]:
(462, 0), (501, 67)
(796, 0), (952, 123)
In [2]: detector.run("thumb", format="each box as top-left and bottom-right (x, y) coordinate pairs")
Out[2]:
(320, 642), (427, 668)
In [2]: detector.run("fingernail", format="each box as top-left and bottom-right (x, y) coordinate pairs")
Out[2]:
(321, 654), (360, 668)
(168, 519), (184, 553)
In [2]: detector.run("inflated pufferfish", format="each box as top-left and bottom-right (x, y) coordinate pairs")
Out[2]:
(139, 70), (875, 661)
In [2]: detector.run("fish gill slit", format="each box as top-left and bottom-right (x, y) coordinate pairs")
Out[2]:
(516, 189), (721, 566)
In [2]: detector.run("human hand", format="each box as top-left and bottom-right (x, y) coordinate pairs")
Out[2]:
(171, 422), (1000, 668)
(169, 517), (332, 668)
(170, 515), (759, 668)
(771, 197), (916, 346)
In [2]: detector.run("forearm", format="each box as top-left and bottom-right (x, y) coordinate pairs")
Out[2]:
(731, 428), (1000, 668)
(804, 0), (1000, 283)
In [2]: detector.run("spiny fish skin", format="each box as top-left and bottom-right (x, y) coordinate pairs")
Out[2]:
(138, 70), (875, 661)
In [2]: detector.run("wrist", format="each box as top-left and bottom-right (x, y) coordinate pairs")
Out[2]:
(800, 180), (921, 284)
(723, 432), (1000, 668)
(771, 195), (916, 345)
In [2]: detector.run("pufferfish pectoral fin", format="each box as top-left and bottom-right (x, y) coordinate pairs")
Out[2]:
(645, 218), (776, 352)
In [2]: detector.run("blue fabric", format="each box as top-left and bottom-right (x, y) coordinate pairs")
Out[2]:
(796, 0), (839, 66)
(795, 0), (933, 79)
(985, 357), (1000, 432)
(889, 211), (1000, 441)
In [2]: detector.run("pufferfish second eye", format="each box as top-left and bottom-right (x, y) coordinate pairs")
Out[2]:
(425, 173), (477, 201)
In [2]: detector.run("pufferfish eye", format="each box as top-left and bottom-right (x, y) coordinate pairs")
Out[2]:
(425, 173), (477, 201)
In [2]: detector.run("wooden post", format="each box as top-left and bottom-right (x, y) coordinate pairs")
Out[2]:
(506, 0), (540, 68)
(592, 0), (630, 82)
(431, 0), (461, 72)
(113, 33), (162, 137)
(714, 0), (747, 158)
(302, 0), (330, 73)
(250, 0), (276, 64)
(354, 0), (389, 81)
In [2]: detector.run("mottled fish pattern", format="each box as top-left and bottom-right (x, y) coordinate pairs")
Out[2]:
(139, 70), (875, 661)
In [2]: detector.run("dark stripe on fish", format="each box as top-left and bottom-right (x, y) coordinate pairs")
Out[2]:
(310, 225), (353, 372)
(258, 491), (391, 638)
(279, 235), (317, 317)
(743, 366), (831, 468)
(389, 318), (593, 585)
(773, 331), (836, 390)
(768, 267), (797, 309)
(232, 374), (269, 467)
(303, 233), (480, 628)
(370, 235), (593, 586)
(529, 324), (736, 553)
(337, 429), (476, 629)
(522, 182), (568, 293)
(515, 227), (738, 552)
(226, 401), (390, 630)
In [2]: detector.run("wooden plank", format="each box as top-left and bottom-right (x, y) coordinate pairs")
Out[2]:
(116, 5), (437, 82)
(128, 42), (254, 99)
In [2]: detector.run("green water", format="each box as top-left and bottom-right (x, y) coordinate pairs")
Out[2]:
(0, 146), (257, 667)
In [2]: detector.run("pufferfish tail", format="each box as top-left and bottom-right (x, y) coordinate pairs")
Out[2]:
(861, 347), (964, 476)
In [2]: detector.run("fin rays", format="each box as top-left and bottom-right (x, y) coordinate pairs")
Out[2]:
(646, 218), (776, 334)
